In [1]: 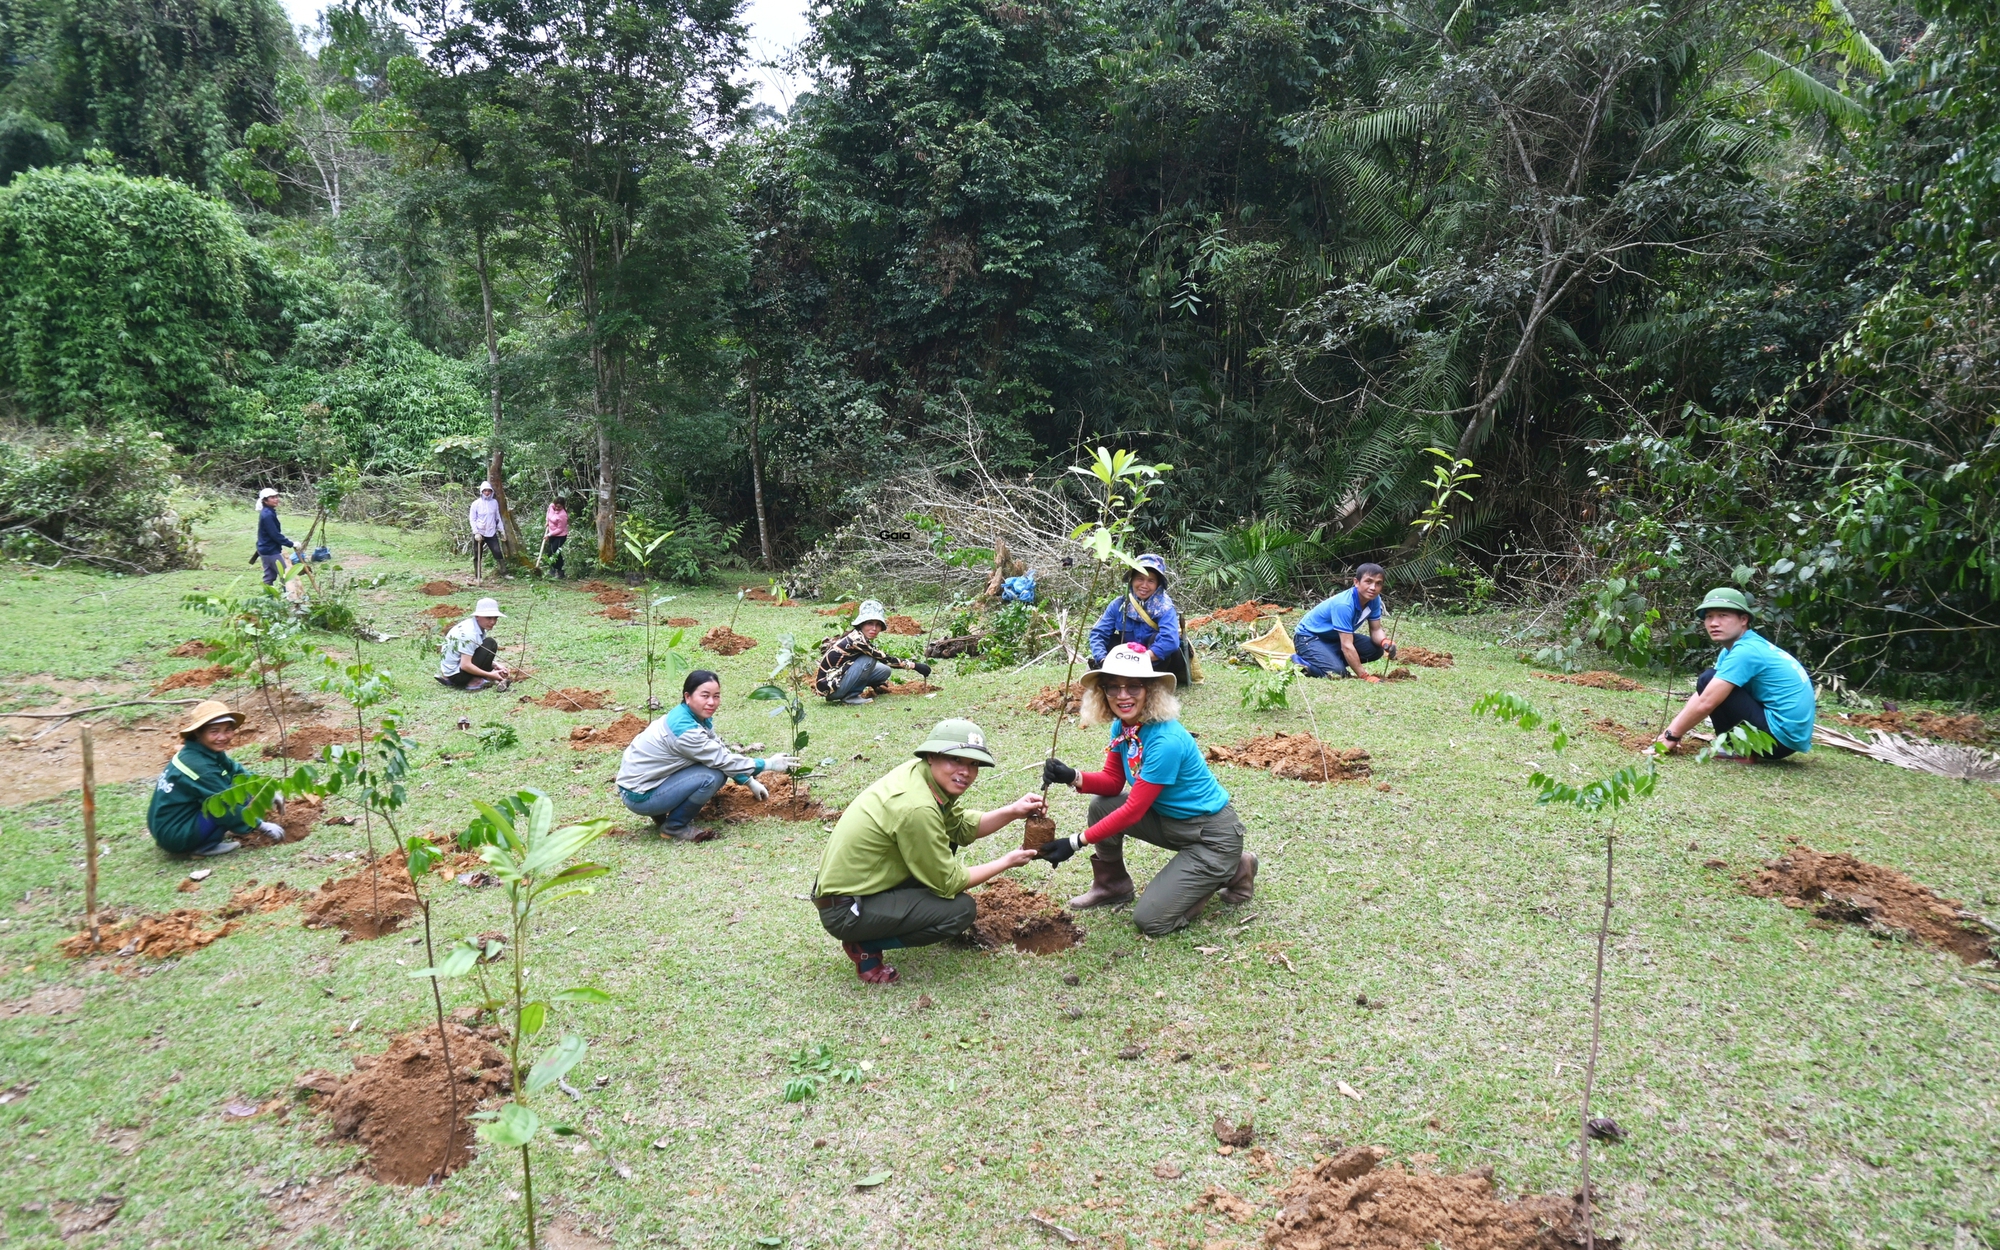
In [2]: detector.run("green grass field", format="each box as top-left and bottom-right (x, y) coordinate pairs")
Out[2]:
(1, 506), (1996, 1249)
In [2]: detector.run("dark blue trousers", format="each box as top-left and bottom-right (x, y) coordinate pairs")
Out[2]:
(1293, 631), (1382, 677)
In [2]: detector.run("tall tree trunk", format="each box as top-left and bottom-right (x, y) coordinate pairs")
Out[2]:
(476, 228), (524, 558)
(593, 338), (617, 565)
(746, 368), (774, 567)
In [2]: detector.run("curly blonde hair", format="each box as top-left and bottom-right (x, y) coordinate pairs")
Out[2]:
(1078, 678), (1181, 727)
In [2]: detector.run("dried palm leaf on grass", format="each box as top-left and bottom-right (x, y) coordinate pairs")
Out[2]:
(1813, 726), (2000, 782)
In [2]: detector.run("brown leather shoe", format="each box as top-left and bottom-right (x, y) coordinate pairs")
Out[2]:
(1220, 851), (1259, 905)
(1068, 849), (1135, 910)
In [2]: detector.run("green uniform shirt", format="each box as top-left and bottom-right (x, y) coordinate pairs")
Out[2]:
(816, 758), (986, 898)
(146, 741), (250, 854)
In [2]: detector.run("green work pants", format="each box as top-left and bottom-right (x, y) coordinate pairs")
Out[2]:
(816, 879), (977, 948)
(1086, 796), (1246, 937)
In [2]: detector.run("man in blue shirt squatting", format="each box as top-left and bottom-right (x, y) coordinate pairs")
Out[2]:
(1652, 587), (1816, 760)
(1291, 563), (1399, 681)
(1088, 553), (1191, 687)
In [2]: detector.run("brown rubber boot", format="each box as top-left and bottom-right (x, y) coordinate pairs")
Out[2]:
(1219, 851), (1259, 905)
(1068, 848), (1135, 910)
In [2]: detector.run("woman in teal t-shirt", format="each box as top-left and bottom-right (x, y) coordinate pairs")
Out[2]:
(1035, 644), (1258, 934)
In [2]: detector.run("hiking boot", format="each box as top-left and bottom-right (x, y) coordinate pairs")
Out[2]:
(1068, 849), (1135, 910)
(661, 822), (718, 842)
(194, 840), (241, 857)
(1220, 851), (1259, 905)
(842, 941), (899, 984)
(841, 695), (874, 706)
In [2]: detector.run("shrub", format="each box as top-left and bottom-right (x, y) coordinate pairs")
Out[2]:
(0, 426), (197, 571)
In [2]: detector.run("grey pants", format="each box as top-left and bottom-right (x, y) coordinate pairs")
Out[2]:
(816, 880), (977, 948)
(1087, 796), (1245, 936)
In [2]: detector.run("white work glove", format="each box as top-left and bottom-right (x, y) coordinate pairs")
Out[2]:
(748, 778), (770, 801)
(257, 820), (285, 841)
(763, 753), (799, 774)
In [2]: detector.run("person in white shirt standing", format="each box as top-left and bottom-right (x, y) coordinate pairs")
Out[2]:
(438, 597), (511, 691)
(469, 481), (503, 580)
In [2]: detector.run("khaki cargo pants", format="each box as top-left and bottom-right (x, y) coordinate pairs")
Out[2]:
(1086, 796), (1246, 936)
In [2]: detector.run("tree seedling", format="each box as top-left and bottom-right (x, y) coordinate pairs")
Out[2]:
(183, 582), (315, 756)
(1240, 665), (1297, 711)
(750, 634), (814, 775)
(400, 834), (463, 1181)
(782, 1043), (867, 1102)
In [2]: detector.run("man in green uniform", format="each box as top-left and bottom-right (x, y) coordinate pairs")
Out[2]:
(146, 700), (283, 856)
(813, 718), (1044, 984)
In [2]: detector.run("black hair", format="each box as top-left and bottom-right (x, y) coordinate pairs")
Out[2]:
(1353, 562), (1386, 580)
(682, 669), (721, 698)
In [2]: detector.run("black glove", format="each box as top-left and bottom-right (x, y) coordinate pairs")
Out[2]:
(1036, 834), (1082, 865)
(913, 661), (932, 678)
(1041, 757), (1077, 788)
(1385, 642), (1399, 659)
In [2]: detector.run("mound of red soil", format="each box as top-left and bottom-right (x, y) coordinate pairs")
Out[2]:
(419, 604), (462, 620)
(740, 586), (784, 602)
(271, 726), (361, 762)
(231, 795), (328, 847)
(419, 581), (457, 596)
(1206, 733), (1371, 782)
(972, 879), (1084, 955)
(816, 602), (860, 617)
(665, 616), (700, 628)
(60, 910), (238, 959)
(600, 604), (636, 621)
(1021, 815), (1056, 850)
(217, 879), (306, 918)
(1536, 670), (1643, 692)
(1381, 666), (1417, 681)
(1741, 844), (1993, 964)
(709, 774), (831, 822)
(569, 713), (650, 751)
(593, 588), (634, 606)
(167, 639), (217, 659)
(576, 579), (622, 594)
(153, 664), (232, 693)
(882, 680), (940, 696)
(886, 615), (923, 635)
(299, 1022), (510, 1185)
(1026, 683), (1083, 716)
(536, 687), (610, 711)
(303, 855), (420, 941)
(1837, 709), (1994, 745)
(700, 626), (758, 655)
(1398, 646), (1454, 668)
(1587, 717), (1662, 753)
(1186, 602), (1292, 631)
(1264, 1146), (1602, 1250)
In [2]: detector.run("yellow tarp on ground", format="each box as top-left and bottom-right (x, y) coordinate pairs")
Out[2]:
(1240, 617), (1295, 671)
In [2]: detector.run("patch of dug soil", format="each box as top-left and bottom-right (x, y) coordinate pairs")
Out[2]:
(1536, 670), (1643, 692)
(1187, 602), (1292, 631)
(232, 794), (327, 847)
(153, 664), (233, 693)
(1588, 717), (1659, 753)
(1838, 709), (1994, 745)
(1381, 666), (1417, 681)
(882, 680), (940, 696)
(1742, 844), (1993, 964)
(576, 579), (622, 594)
(303, 854), (420, 941)
(885, 614), (924, 635)
(568, 713), (650, 751)
(1021, 815), (1056, 850)
(709, 774), (831, 822)
(593, 588), (635, 606)
(217, 879), (306, 918)
(600, 604), (636, 621)
(1027, 683), (1082, 716)
(419, 604), (463, 620)
(419, 580), (458, 596)
(972, 879), (1085, 955)
(739, 586), (784, 602)
(270, 726), (362, 762)
(699, 626), (757, 655)
(1206, 733), (1371, 783)
(816, 601), (860, 617)
(1397, 646), (1454, 668)
(3, 710), (180, 806)
(168, 639), (217, 659)
(299, 1022), (510, 1185)
(60, 910), (239, 959)
(1264, 1146), (1603, 1250)
(537, 687), (610, 711)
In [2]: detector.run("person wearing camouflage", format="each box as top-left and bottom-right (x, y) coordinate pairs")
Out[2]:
(815, 600), (932, 705)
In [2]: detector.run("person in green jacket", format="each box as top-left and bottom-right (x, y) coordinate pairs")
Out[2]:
(146, 701), (283, 857)
(812, 718), (1045, 984)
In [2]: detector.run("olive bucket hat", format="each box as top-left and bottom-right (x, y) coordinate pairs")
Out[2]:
(913, 718), (997, 767)
(1694, 587), (1754, 620)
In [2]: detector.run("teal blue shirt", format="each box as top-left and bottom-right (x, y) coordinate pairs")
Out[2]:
(1110, 720), (1231, 819)
(1714, 629), (1816, 752)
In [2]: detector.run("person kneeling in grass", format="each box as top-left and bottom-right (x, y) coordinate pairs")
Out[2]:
(1036, 644), (1258, 933)
(1292, 563), (1397, 680)
(815, 599), (931, 705)
(437, 597), (512, 691)
(812, 719), (1045, 984)
(616, 670), (798, 841)
(1652, 587), (1816, 760)
(147, 700), (285, 857)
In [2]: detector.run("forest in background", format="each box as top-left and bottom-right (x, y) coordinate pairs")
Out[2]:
(0, 0), (1993, 697)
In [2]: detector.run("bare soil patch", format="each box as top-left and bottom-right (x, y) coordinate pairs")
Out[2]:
(1397, 646), (1454, 668)
(1741, 844), (1994, 964)
(886, 614), (923, 635)
(740, 586), (784, 602)
(662, 617), (698, 628)
(419, 604), (463, 620)
(1837, 709), (1994, 745)
(1536, 670), (1644, 692)
(882, 680), (940, 696)
(61, 910), (239, 959)
(270, 726), (362, 762)
(593, 588), (635, 606)
(1264, 1146), (1600, 1250)
(569, 713), (650, 751)
(709, 774), (831, 823)
(536, 687), (610, 711)
(1381, 666), (1417, 681)
(699, 626), (758, 655)
(1588, 717), (1659, 753)
(217, 880), (306, 918)
(419, 580), (458, 595)
(3, 711), (180, 807)
(1027, 683), (1082, 716)
(1206, 733), (1372, 783)
(816, 602), (859, 617)
(303, 854), (420, 941)
(1186, 602), (1292, 631)
(167, 640), (217, 659)
(600, 604), (636, 621)
(972, 879), (1085, 955)
(153, 664), (233, 693)
(298, 1022), (510, 1185)
(233, 794), (328, 846)
(0, 986), (84, 1018)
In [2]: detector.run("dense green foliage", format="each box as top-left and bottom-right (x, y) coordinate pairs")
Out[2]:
(0, 424), (196, 569)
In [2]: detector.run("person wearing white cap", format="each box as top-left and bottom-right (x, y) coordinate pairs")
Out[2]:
(813, 600), (931, 705)
(254, 488), (300, 585)
(438, 597), (511, 691)
(469, 481), (503, 578)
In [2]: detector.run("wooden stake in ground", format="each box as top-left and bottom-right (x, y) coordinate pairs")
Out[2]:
(1578, 832), (1614, 1250)
(81, 727), (99, 951)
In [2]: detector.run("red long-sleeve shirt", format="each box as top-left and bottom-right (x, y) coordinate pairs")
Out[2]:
(1075, 746), (1163, 844)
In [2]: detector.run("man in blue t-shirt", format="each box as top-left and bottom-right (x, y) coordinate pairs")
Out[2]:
(1292, 564), (1399, 680)
(1653, 587), (1816, 760)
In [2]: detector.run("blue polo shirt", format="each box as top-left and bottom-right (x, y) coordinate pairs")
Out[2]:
(1714, 629), (1816, 753)
(1110, 720), (1231, 819)
(1298, 587), (1383, 640)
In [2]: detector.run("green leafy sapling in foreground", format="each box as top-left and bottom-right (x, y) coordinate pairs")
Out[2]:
(1698, 722), (1779, 763)
(782, 1042), (868, 1102)
(1240, 664), (1297, 712)
(750, 634), (815, 775)
(400, 835), (464, 1181)
(183, 581), (316, 755)
(620, 522), (676, 710)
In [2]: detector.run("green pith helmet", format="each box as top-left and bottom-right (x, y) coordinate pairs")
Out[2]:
(914, 718), (997, 766)
(1694, 587), (1754, 620)
(854, 599), (889, 629)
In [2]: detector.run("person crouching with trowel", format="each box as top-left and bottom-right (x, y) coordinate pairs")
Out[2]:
(147, 700), (285, 858)
(811, 719), (1045, 984)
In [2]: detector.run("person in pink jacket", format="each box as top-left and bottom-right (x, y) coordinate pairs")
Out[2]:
(542, 497), (571, 579)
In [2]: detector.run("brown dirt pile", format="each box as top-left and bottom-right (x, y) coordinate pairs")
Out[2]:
(536, 687), (610, 711)
(419, 604), (463, 620)
(1588, 718), (1659, 753)
(665, 616), (699, 627)
(1381, 666), (1417, 681)
(419, 580), (458, 595)
(882, 680), (940, 696)
(270, 726), (361, 761)
(1397, 646), (1454, 668)
(700, 626), (758, 655)
(1187, 602), (1292, 631)
(886, 614), (924, 635)
(299, 1022), (510, 1185)
(709, 774), (831, 822)
(217, 879), (306, 918)
(576, 579), (621, 593)
(303, 854), (420, 941)
(972, 879), (1085, 955)
(231, 794), (327, 846)
(1206, 733), (1372, 783)
(61, 910), (239, 959)
(816, 601), (860, 617)
(740, 586), (784, 602)
(1027, 683), (1082, 716)
(1264, 1146), (1602, 1250)
(1536, 671), (1643, 692)
(1742, 844), (1993, 964)
(593, 588), (635, 606)
(153, 664), (233, 693)
(168, 640), (217, 658)
(600, 604), (636, 621)
(569, 713), (650, 751)
(1021, 815), (1056, 850)
(1838, 709), (1994, 745)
